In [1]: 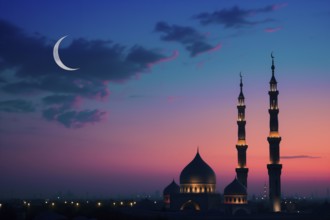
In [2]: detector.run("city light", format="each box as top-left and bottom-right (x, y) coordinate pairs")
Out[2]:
(97, 202), (102, 207)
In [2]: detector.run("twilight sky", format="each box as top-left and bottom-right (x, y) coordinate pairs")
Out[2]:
(0, 0), (329, 199)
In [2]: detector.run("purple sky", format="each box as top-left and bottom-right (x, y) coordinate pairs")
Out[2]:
(0, 0), (329, 199)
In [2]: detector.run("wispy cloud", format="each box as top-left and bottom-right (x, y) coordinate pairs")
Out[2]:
(194, 4), (287, 29)
(281, 155), (321, 159)
(147, 50), (179, 68)
(0, 99), (35, 113)
(154, 21), (221, 57)
(43, 108), (108, 128)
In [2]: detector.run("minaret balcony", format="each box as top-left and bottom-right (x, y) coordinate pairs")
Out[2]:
(269, 131), (280, 138)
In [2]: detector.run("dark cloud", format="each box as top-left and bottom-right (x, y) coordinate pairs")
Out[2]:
(42, 94), (76, 105)
(43, 108), (107, 128)
(42, 94), (82, 109)
(193, 5), (281, 28)
(0, 19), (175, 128)
(0, 19), (170, 97)
(0, 77), (6, 83)
(3, 77), (110, 100)
(0, 99), (35, 113)
(154, 22), (219, 56)
(281, 155), (321, 159)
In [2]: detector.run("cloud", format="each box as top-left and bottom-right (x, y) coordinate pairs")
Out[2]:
(147, 50), (179, 68)
(281, 155), (321, 159)
(42, 94), (82, 109)
(0, 19), (176, 128)
(154, 21), (221, 56)
(0, 99), (35, 113)
(193, 4), (287, 28)
(43, 108), (107, 128)
(0, 19), (174, 98)
(0, 19), (172, 82)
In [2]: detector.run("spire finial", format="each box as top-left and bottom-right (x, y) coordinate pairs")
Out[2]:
(197, 146), (199, 153)
(271, 52), (275, 76)
(239, 72), (243, 95)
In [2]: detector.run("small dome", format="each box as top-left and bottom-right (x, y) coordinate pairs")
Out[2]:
(180, 150), (216, 185)
(224, 178), (247, 195)
(163, 180), (180, 195)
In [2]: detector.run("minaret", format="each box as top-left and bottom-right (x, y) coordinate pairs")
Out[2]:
(235, 73), (249, 189)
(267, 53), (282, 212)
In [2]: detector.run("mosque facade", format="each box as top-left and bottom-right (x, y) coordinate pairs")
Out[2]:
(163, 54), (282, 213)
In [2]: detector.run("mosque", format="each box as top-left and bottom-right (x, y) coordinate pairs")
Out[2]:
(163, 54), (283, 213)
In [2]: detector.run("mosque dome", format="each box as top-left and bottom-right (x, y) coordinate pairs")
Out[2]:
(224, 178), (247, 195)
(180, 150), (216, 185)
(163, 180), (180, 195)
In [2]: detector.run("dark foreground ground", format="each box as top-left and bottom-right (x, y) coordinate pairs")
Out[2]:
(1, 199), (329, 220)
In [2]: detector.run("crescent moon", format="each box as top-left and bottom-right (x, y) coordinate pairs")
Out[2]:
(271, 51), (274, 59)
(53, 36), (79, 71)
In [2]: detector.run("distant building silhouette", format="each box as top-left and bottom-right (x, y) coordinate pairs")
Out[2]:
(263, 182), (268, 200)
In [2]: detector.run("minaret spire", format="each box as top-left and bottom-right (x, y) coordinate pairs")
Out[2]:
(271, 52), (275, 76)
(240, 72), (243, 93)
(267, 52), (282, 212)
(235, 73), (249, 190)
